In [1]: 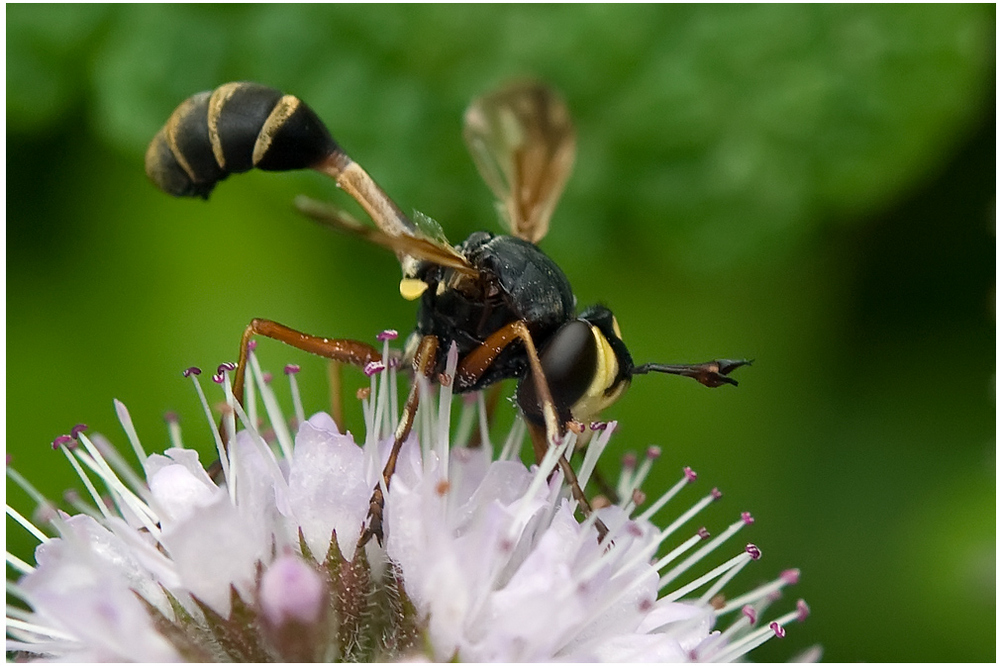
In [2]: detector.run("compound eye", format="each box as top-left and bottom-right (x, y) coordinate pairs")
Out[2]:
(517, 319), (597, 422)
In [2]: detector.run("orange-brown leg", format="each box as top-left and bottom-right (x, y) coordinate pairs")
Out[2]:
(455, 320), (561, 449)
(232, 318), (381, 411)
(360, 334), (439, 547)
(208, 318), (382, 481)
(455, 320), (608, 539)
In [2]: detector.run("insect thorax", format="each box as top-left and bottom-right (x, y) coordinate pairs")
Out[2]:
(411, 232), (576, 391)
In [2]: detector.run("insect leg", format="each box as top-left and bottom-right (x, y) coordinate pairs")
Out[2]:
(313, 151), (417, 241)
(455, 321), (609, 540)
(455, 320), (563, 449)
(231, 318), (382, 411)
(360, 334), (439, 548)
(206, 319), (382, 481)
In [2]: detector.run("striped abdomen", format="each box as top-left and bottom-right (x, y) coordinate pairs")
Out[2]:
(145, 82), (338, 199)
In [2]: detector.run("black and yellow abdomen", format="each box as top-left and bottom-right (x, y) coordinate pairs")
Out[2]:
(145, 82), (338, 199)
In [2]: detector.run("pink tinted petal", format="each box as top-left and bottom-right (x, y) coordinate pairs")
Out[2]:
(260, 554), (326, 625)
(288, 418), (370, 558)
(158, 494), (265, 617)
(147, 462), (219, 525)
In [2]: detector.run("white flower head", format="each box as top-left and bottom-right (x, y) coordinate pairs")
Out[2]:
(6, 335), (813, 662)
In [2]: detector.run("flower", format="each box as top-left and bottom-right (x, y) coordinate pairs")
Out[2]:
(6, 337), (812, 662)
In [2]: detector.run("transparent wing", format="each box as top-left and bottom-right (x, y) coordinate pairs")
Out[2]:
(295, 196), (477, 278)
(463, 80), (576, 244)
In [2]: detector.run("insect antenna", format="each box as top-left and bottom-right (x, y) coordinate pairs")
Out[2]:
(631, 359), (752, 388)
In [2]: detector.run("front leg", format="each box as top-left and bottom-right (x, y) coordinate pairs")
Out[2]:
(455, 320), (608, 540)
(359, 334), (439, 548)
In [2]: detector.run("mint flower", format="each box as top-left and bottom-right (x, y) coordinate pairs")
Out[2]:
(6, 337), (812, 661)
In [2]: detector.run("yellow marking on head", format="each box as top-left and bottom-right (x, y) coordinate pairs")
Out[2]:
(399, 278), (429, 300)
(611, 315), (622, 340)
(570, 325), (629, 423)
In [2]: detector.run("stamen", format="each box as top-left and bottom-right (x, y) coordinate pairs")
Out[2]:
(249, 354), (294, 461)
(451, 393), (477, 450)
(6, 504), (49, 543)
(627, 445), (661, 498)
(6, 466), (54, 512)
(498, 416), (525, 462)
(709, 603), (806, 663)
(377, 329), (398, 341)
(475, 392), (493, 454)
(372, 350), (393, 446)
(229, 385), (292, 506)
(6, 551), (35, 575)
(649, 529), (703, 574)
(73, 434), (160, 536)
(114, 399), (149, 466)
(3, 616), (77, 641)
(716, 570), (803, 616)
(663, 550), (754, 602)
(616, 452), (637, 501)
(182, 366), (201, 377)
(643, 487), (718, 545)
(511, 430), (574, 538)
(159, 417), (185, 464)
(187, 369), (231, 489)
(363, 361), (386, 377)
(435, 344), (460, 481)
(70, 424), (88, 439)
(575, 419), (616, 491)
(658, 514), (755, 590)
(698, 545), (755, 603)
(691, 603), (757, 660)
(286, 364), (305, 426)
(63, 488), (101, 518)
(637, 468), (700, 523)
(55, 442), (112, 519)
(782, 568), (801, 585)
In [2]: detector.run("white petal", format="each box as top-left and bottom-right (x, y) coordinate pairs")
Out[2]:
(287, 414), (371, 558)
(158, 493), (265, 617)
(147, 458), (219, 525)
(21, 517), (179, 661)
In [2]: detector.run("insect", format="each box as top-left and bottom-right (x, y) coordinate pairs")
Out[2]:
(146, 80), (747, 544)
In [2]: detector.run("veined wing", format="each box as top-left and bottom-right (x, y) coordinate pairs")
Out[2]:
(295, 196), (477, 278)
(463, 80), (576, 244)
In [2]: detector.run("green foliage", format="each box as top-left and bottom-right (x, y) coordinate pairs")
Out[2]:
(7, 5), (994, 662)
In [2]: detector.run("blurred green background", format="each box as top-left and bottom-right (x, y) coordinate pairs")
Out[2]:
(7, 5), (994, 661)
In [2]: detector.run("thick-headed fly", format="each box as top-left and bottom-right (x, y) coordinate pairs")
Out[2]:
(146, 80), (748, 544)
